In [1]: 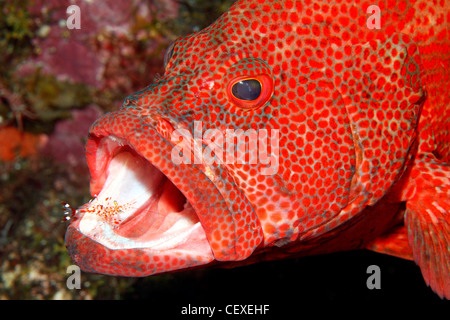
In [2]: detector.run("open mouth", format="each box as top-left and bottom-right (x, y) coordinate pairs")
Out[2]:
(76, 136), (212, 255)
(65, 117), (263, 275)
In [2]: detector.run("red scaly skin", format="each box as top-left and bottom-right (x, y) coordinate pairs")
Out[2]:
(65, 0), (449, 298)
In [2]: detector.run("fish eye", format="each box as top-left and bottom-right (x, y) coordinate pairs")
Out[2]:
(163, 41), (176, 70)
(231, 79), (262, 101)
(227, 75), (273, 110)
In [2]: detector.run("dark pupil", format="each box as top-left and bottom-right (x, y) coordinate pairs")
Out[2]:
(231, 79), (261, 101)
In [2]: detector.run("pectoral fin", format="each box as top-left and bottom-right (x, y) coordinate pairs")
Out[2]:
(403, 154), (450, 299)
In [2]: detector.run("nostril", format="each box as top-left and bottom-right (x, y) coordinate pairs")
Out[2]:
(123, 96), (139, 107)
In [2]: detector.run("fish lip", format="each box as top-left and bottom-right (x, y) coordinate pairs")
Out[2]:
(65, 109), (263, 275)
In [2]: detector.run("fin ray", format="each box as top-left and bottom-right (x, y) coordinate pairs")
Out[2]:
(404, 154), (450, 299)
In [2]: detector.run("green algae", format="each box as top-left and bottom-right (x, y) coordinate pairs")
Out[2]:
(21, 71), (93, 132)
(0, 0), (34, 60)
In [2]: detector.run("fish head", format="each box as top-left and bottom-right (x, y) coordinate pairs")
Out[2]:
(65, 0), (425, 276)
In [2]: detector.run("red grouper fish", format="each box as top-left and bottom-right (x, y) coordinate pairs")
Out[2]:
(64, 0), (450, 298)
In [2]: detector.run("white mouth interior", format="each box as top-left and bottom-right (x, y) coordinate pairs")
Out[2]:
(78, 146), (207, 252)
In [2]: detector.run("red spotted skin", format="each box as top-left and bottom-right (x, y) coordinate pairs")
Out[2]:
(65, 0), (450, 298)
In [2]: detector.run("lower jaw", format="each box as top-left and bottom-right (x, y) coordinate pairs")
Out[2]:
(65, 218), (215, 276)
